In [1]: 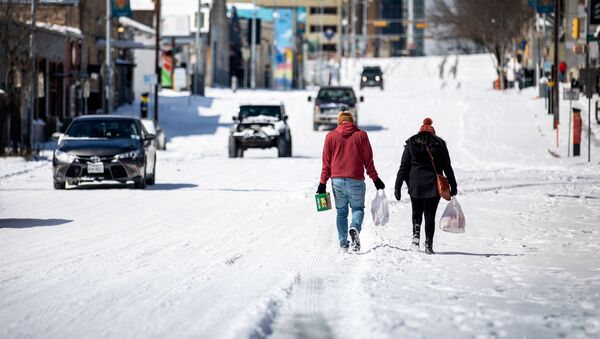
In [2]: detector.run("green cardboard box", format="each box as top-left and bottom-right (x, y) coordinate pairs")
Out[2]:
(315, 192), (332, 212)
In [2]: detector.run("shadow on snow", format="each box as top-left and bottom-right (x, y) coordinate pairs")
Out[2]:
(0, 218), (73, 228)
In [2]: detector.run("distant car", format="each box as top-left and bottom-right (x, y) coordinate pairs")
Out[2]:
(229, 102), (292, 158)
(309, 86), (363, 131)
(52, 115), (157, 189)
(360, 66), (383, 90)
(141, 118), (166, 150)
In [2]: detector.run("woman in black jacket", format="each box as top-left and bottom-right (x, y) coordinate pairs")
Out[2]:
(394, 118), (457, 254)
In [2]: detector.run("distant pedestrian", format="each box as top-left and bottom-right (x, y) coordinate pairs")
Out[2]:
(318, 111), (385, 252)
(394, 118), (457, 254)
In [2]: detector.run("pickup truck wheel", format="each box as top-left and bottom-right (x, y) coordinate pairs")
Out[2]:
(278, 137), (291, 158)
(228, 136), (238, 158)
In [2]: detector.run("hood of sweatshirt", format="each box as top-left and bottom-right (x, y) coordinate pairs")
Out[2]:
(335, 122), (359, 138)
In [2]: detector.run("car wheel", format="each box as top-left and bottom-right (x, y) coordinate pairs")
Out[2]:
(236, 147), (244, 158)
(146, 162), (156, 185)
(134, 165), (147, 189)
(313, 122), (319, 131)
(228, 136), (238, 158)
(53, 180), (65, 190)
(286, 139), (293, 157)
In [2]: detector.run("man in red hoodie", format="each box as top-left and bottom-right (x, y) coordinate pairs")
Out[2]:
(317, 111), (385, 251)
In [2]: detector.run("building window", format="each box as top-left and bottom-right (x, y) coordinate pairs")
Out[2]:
(322, 43), (337, 52)
(310, 7), (337, 15)
(310, 25), (337, 33)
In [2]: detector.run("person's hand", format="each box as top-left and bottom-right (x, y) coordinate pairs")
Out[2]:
(450, 186), (457, 196)
(317, 183), (326, 194)
(394, 189), (401, 201)
(374, 178), (385, 190)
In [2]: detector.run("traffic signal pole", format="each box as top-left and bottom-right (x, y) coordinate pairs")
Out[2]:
(552, 0), (559, 131)
(154, 0), (161, 123)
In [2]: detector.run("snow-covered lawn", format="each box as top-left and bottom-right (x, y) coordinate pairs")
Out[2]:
(1, 54), (599, 338)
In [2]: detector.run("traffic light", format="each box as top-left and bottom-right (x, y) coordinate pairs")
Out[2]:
(373, 20), (388, 28)
(572, 17), (580, 40)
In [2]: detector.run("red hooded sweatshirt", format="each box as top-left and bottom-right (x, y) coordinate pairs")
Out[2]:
(320, 123), (379, 184)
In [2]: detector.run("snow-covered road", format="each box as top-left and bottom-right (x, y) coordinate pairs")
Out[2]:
(1, 55), (600, 338)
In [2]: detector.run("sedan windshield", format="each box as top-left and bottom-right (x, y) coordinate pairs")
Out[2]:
(66, 120), (140, 139)
(239, 106), (281, 119)
(317, 88), (356, 101)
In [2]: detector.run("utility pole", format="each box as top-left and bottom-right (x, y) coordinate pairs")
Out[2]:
(586, 0), (592, 162)
(106, 0), (112, 115)
(154, 0), (161, 122)
(194, 0), (205, 96)
(350, 0), (356, 58)
(361, 0), (367, 57)
(535, 12), (540, 91)
(552, 0), (559, 130)
(250, 0), (257, 89)
(27, 0), (37, 154)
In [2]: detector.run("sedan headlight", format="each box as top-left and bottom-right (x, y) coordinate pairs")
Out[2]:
(116, 150), (142, 160)
(314, 105), (321, 114)
(54, 150), (76, 163)
(375, 75), (381, 81)
(362, 76), (367, 81)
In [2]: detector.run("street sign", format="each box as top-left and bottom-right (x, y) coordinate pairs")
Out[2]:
(111, 0), (131, 18)
(536, 0), (553, 14)
(592, 0), (600, 25)
(162, 16), (190, 37)
(563, 88), (580, 100)
(579, 67), (599, 98)
(143, 74), (157, 86)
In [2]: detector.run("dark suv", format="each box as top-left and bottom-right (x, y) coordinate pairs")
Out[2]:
(360, 66), (383, 90)
(309, 86), (363, 131)
(52, 115), (156, 189)
(229, 103), (292, 158)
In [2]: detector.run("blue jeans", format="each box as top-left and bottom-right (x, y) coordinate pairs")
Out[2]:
(332, 178), (366, 246)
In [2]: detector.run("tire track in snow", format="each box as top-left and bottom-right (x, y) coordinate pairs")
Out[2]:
(267, 225), (334, 338)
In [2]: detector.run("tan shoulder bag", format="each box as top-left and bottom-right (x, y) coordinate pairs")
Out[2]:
(425, 146), (451, 201)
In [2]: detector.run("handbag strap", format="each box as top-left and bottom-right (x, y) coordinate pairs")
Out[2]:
(425, 145), (440, 174)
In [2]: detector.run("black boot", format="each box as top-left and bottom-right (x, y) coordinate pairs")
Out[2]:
(424, 240), (435, 255)
(411, 223), (420, 250)
(349, 228), (361, 252)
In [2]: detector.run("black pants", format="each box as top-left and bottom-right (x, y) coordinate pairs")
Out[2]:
(410, 196), (441, 243)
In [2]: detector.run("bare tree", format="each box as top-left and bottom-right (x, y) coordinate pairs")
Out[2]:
(0, 0), (62, 155)
(429, 0), (533, 87)
(0, 0), (35, 155)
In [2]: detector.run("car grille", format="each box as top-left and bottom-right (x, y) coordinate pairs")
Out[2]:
(76, 155), (115, 162)
(81, 168), (112, 178)
(66, 165), (81, 177)
(110, 166), (127, 179)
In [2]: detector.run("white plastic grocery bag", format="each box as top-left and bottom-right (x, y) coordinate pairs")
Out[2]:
(371, 189), (390, 226)
(439, 197), (466, 233)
